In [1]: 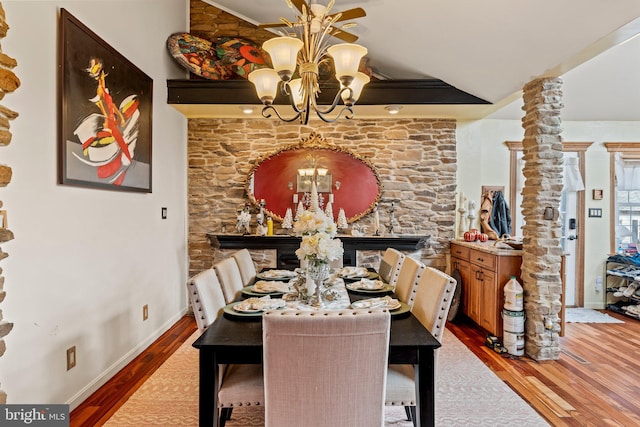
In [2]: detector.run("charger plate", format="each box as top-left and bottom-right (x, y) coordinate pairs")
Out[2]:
(241, 285), (288, 298)
(345, 282), (394, 295)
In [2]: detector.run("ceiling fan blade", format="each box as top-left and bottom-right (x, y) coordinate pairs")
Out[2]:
(258, 22), (288, 29)
(290, 0), (308, 13)
(329, 27), (359, 43)
(328, 7), (366, 22)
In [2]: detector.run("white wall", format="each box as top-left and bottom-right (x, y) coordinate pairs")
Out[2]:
(457, 118), (640, 309)
(0, 1), (189, 408)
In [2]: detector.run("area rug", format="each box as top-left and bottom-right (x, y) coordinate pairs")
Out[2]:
(104, 328), (548, 426)
(565, 308), (624, 323)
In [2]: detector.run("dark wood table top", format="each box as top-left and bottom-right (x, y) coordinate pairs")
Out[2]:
(193, 308), (440, 364)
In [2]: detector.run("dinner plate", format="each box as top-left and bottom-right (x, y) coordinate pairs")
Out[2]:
(256, 270), (298, 281)
(345, 282), (394, 295)
(351, 297), (402, 311)
(241, 284), (288, 297)
(340, 271), (379, 282)
(233, 305), (262, 313)
(223, 302), (264, 320)
(389, 302), (411, 317)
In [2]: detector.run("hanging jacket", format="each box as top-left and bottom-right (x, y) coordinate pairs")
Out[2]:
(489, 191), (511, 237)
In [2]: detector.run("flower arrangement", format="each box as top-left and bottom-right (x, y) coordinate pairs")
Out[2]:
(294, 209), (337, 236)
(294, 210), (343, 264)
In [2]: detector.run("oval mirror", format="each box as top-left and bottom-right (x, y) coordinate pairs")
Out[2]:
(247, 132), (381, 222)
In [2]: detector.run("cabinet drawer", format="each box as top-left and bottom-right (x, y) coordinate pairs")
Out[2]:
(450, 244), (470, 261)
(470, 249), (496, 271)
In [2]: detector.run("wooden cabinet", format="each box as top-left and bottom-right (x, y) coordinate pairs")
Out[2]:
(450, 241), (522, 336)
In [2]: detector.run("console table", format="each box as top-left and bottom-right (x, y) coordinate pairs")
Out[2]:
(207, 234), (430, 268)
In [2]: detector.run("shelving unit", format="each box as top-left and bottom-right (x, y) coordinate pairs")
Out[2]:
(605, 256), (640, 320)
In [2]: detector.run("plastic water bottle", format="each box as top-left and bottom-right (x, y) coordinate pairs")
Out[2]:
(504, 276), (523, 311)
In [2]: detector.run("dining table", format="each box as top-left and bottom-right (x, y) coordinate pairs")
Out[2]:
(192, 269), (441, 427)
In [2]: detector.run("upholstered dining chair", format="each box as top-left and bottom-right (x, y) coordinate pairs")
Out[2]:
(378, 247), (405, 286)
(186, 267), (264, 427)
(385, 266), (457, 425)
(263, 310), (391, 427)
(186, 268), (227, 333)
(214, 257), (245, 303)
(232, 248), (257, 287)
(393, 256), (426, 307)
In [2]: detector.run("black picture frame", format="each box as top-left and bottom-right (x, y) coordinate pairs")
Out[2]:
(58, 9), (152, 192)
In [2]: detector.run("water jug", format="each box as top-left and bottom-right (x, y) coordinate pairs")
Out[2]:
(504, 276), (523, 311)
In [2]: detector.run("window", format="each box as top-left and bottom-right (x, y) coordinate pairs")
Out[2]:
(605, 143), (640, 253)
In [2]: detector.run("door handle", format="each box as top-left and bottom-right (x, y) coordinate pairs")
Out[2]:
(568, 235), (578, 241)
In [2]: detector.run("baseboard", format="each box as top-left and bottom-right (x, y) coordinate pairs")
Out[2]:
(66, 308), (188, 410)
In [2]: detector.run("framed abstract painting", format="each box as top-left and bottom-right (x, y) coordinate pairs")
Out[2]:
(58, 8), (153, 192)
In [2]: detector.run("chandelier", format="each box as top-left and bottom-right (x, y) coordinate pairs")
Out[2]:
(248, 0), (370, 125)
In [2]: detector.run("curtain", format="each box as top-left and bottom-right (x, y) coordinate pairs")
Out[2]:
(615, 153), (640, 190)
(564, 157), (585, 192)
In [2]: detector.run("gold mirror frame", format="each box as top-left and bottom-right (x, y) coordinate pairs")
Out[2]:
(246, 132), (382, 222)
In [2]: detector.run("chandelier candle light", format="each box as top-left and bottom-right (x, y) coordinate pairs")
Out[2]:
(249, 0), (370, 124)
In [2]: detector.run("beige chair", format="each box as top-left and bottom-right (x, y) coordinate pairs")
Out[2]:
(214, 257), (245, 303)
(379, 247), (405, 286)
(263, 310), (391, 427)
(187, 267), (264, 427)
(232, 248), (257, 287)
(186, 268), (227, 333)
(393, 256), (426, 307)
(385, 266), (457, 424)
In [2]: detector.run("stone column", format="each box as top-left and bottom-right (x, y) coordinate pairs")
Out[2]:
(520, 77), (564, 360)
(0, 3), (18, 402)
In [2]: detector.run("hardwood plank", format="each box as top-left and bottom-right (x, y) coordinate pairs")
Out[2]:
(71, 310), (640, 427)
(447, 310), (640, 427)
(69, 315), (197, 427)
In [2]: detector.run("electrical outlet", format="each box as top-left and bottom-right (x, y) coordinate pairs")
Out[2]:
(66, 346), (76, 370)
(143, 304), (149, 321)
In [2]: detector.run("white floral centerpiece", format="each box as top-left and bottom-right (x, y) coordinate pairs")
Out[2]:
(293, 182), (343, 305)
(294, 210), (343, 264)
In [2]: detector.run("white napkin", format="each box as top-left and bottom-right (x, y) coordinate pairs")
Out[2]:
(351, 296), (401, 310)
(253, 280), (291, 293)
(260, 269), (297, 279)
(350, 278), (385, 290)
(337, 267), (369, 278)
(233, 296), (286, 312)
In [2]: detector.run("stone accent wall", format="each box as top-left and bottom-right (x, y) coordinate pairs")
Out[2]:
(520, 77), (564, 360)
(187, 119), (457, 277)
(0, 2), (18, 403)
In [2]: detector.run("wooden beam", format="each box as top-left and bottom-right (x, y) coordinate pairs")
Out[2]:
(167, 79), (491, 106)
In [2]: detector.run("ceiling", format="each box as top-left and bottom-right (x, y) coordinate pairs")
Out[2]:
(198, 0), (640, 121)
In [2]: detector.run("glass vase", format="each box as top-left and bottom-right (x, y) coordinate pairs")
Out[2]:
(307, 259), (331, 307)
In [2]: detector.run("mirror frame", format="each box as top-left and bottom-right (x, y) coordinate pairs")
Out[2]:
(246, 132), (382, 222)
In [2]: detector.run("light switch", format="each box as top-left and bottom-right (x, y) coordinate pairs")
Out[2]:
(161, 207), (167, 219)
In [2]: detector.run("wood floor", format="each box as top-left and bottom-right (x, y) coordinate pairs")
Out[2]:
(70, 310), (640, 427)
(69, 315), (197, 427)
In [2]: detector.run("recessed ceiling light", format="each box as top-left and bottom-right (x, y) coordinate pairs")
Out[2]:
(385, 105), (402, 114)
